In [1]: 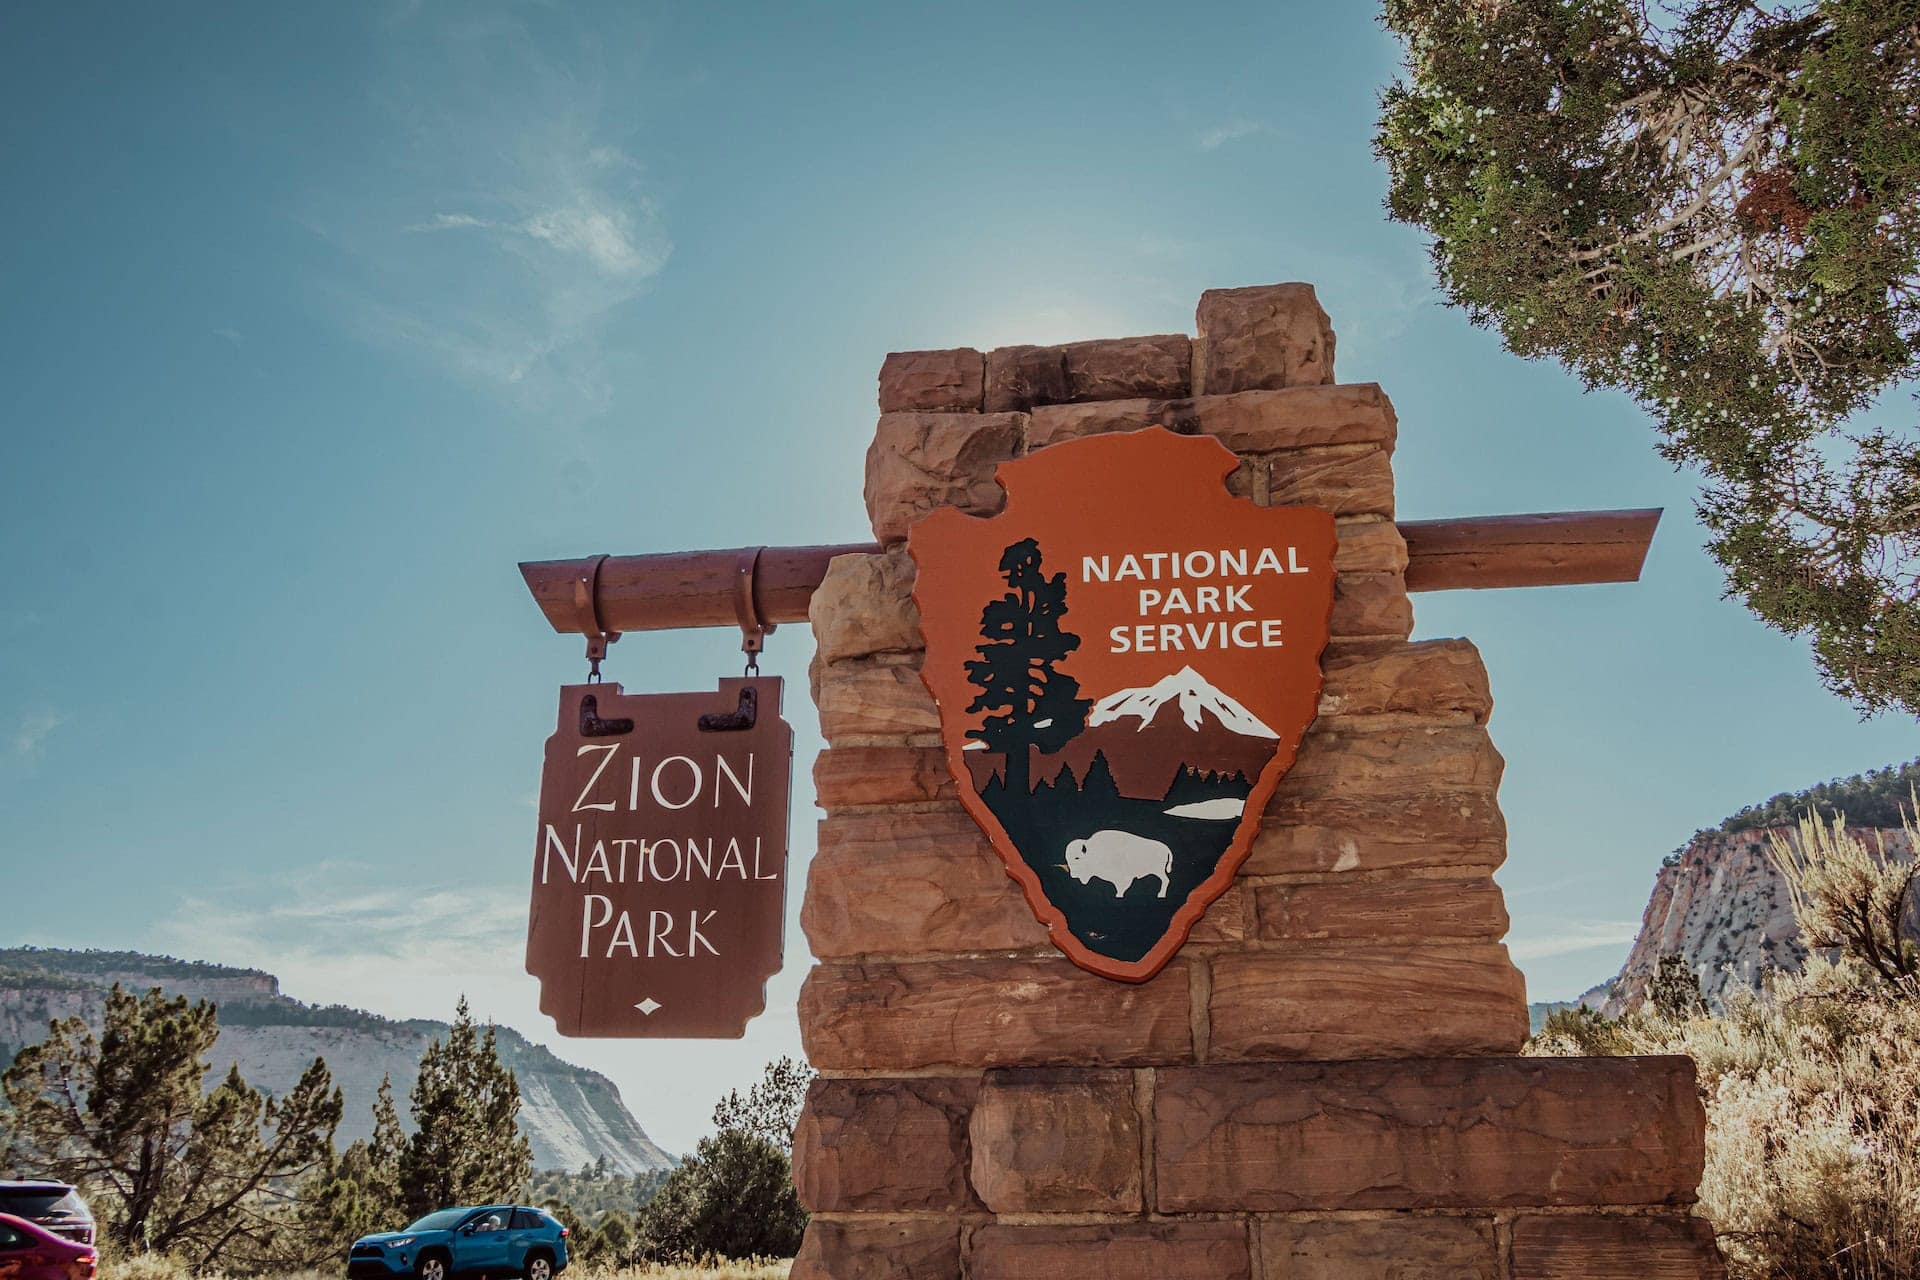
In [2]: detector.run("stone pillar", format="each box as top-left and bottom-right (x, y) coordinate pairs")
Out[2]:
(791, 284), (1723, 1279)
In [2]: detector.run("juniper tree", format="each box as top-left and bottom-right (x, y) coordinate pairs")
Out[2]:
(0, 985), (340, 1264)
(967, 538), (1092, 797)
(1377, 0), (1920, 714)
(1649, 953), (1709, 1018)
(294, 1071), (409, 1260)
(709, 1055), (813, 1152)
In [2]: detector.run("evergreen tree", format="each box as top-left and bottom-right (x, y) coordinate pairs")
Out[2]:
(397, 998), (533, 1217)
(633, 1059), (811, 1263)
(295, 1068), (410, 1263)
(1377, 1), (1920, 714)
(1649, 954), (1709, 1019)
(708, 1056), (813, 1152)
(369, 1074), (405, 1197)
(0, 985), (340, 1265)
(632, 1131), (805, 1263)
(966, 538), (1092, 798)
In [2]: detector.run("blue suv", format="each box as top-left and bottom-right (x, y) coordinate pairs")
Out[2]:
(348, 1206), (569, 1280)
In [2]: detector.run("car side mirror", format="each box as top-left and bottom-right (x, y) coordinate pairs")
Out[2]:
(460, 1224), (476, 1235)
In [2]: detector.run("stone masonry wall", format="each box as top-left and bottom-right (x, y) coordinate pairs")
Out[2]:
(790, 283), (1723, 1279)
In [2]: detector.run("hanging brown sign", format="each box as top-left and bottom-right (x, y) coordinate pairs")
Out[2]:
(909, 427), (1336, 982)
(525, 677), (791, 1037)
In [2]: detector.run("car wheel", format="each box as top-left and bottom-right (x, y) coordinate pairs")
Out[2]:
(524, 1253), (552, 1280)
(417, 1254), (449, 1280)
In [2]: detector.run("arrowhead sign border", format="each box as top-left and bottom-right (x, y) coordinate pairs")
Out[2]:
(908, 428), (1337, 983)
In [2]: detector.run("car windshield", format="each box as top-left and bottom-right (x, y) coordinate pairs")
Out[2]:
(0, 1190), (82, 1218)
(403, 1210), (467, 1233)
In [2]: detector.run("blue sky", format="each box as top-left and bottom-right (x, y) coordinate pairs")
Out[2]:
(2, 0), (1912, 1154)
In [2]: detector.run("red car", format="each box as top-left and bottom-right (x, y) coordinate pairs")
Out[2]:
(0, 1215), (95, 1280)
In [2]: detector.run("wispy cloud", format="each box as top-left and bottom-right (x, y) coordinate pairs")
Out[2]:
(154, 863), (529, 1023)
(1197, 118), (1265, 151)
(12, 710), (66, 758)
(1507, 919), (1643, 961)
(311, 4), (668, 413)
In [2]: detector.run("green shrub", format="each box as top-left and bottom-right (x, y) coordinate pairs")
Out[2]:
(632, 1132), (804, 1265)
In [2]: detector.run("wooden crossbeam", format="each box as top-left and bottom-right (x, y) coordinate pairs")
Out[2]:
(1400, 508), (1661, 592)
(519, 509), (1660, 637)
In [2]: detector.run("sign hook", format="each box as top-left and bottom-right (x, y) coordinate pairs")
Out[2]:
(572, 554), (621, 682)
(732, 546), (775, 677)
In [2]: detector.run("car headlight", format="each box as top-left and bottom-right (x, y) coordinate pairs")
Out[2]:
(391, 1237), (416, 1248)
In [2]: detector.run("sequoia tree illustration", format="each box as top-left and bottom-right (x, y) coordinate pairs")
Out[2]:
(964, 538), (1092, 798)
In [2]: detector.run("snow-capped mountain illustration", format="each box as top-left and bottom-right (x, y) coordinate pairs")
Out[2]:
(1088, 666), (1278, 739)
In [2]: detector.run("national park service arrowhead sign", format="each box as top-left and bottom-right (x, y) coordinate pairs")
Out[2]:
(909, 427), (1336, 982)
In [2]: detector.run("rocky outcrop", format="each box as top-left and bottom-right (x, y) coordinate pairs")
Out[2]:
(1603, 824), (1913, 1016)
(0, 949), (672, 1173)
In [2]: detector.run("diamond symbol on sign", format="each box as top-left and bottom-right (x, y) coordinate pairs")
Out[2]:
(634, 998), (662, 1016)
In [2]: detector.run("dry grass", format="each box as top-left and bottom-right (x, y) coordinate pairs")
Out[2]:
(101, 1264), (791, 1280)
(581, 1265), (790, 1280)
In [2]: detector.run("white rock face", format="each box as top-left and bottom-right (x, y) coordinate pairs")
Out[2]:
(1604, 824), (1914, 1016)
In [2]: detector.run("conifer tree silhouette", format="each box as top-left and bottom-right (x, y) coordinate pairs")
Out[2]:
(966, 538), (1091, 798)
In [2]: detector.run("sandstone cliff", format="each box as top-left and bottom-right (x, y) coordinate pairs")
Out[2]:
(1602, 822), (1914, 1015)
(0, 948), (673, 1174)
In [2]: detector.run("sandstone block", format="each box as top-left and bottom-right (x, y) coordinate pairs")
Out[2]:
(1252, 876), (1510, 943)
(1250, 789), (1507, 875)
(1062, 334), (1191, 402)
(802, 812), (1044, 958)
(791, 1218), (962, 1280)
(814, 744), (958, 809)
(1190, 879), (1250, 943)
(1277, 722), (1505, 801)
(1259, 1215), (1499, 1280)
(1198, 383), (1392, 453)
(1025, 397), (1173, 449)
(1197, 282), (1336, 391)
(865, 411), (1024, 543)
(1154, 1056), (1706, 1212)
(799, 956), (1193, 1071)
(1319, 639), (1492, 722)
(877, 348), (986, 413)
(1208, 945), (1528, 1060)
(1510, 1214), (1725, 1279)
(969, 1222), (1251, 1280)
(811, 549), (921, 664)
(984, 344), (1070, 412)
(1026, 383), (1394, 453)
(1331, 572), (1413, 638)
(969, 1068), (1142, 1212)
(791, 1077), (980, 1212)
(1333, 520), (1409, 574)
(1265, 445), (1396, 517)
(815, 656), (938, 741)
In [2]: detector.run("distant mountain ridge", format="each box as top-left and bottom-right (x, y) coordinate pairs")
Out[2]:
(0, 947), (673, 1174)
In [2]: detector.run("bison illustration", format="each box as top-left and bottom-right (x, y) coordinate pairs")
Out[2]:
(1064, 830), (1173, 898)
